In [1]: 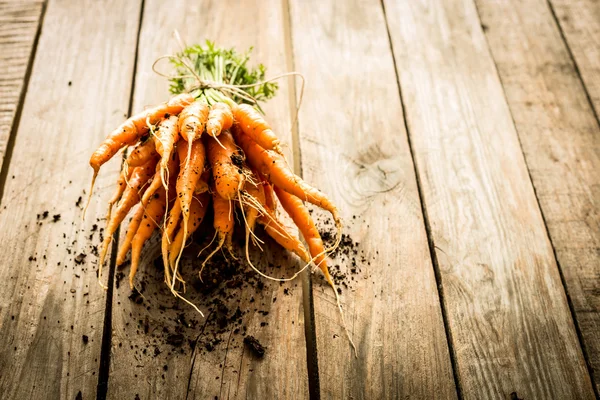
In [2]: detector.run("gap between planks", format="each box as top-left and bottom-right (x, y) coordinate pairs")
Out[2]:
(95, 1), (146, 398)
(281, 0), (322, 398)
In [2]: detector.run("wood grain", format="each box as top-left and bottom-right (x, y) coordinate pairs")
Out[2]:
(288, 0), (457, 398)
(383, 0), (596, 398)
(0, 0), (141, 399)
(0, 1), (44, 169)
(550, 0), (600, 117)
(106, 0), (309, 399)
(475, 0), (600, 392)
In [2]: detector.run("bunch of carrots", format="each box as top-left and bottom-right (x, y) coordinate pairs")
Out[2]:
(85, 42), (344, 316)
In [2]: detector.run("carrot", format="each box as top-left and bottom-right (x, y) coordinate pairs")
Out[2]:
(206, 102), (233, 137)
(195, 169), (210, 194)
(258, 210), (310, 262)
(233, 103), (282, 153)
(98, 158), (157, 281)
(232, 126), (342, 247)
(127, 137), (158, 168)
(207, 130), (245, 200)
(141, 149), (179, 207)
(161, 200), (181, 285)
(168, 192), (210, 268)
(273, 187), (332, 284)
(116, 204), (144, 266)
(105, 139), (156, 223)
(273, 188), (356, 355)
(129, 186), (168, 289)
(105, 166), (132, 225)
(86, 93), (193, 213)
(260, 176), (276, 213)
(154, 114), (180, 191)
(178, 101), (209, 142)
(240, 175), (265, 241)
(200, 191), (234, 277)
(178, 101), (209, 170)
(172, 139), (206, 286)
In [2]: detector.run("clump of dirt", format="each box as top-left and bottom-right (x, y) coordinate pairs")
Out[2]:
(243, 335), (265, 357)
(84, 207), (368, 363)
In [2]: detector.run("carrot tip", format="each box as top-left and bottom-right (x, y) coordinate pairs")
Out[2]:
(82, 170), (98, 220)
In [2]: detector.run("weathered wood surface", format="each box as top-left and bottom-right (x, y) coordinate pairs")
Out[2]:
(289, 0), (457, 398)
(550, 0), (600, 117)
(0, 0), (141, 399)
(383, 0), (595, 399)
(106, 0), (308, 399)
(475, 0), (600, 392)
(0, 0), (44, 170)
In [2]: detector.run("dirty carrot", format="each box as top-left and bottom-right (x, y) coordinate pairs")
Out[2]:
(206, 102), (233, 137)
(127, 137), (158, 168)
(179, 101), (209, 170)
(129, 186), (168, 288)
(207, 130), (245, 200)
(116, 204), (145, 266)
(98, 158), (157, 280)
(233, 103), (282, 154)
(172, 139), (206, 286)
(86, 93), (193, 213)
(168, 192), (210, 268)
(233, 125), (342, 248)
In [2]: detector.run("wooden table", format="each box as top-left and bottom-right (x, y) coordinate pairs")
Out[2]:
(1, 0), (599, 399)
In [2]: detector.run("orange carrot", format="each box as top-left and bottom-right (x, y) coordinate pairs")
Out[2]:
(178, 101), (209, 170)
(98, 158), (157, 279)
(200, 191), (234, 276)
(168, 192), (210, 268)
(207, 130), (244, 200)
(206, 102), (233, 137)
(233, 104), (282, 153)
(233, 126), (341, 232)
(87, 93), (193, 211)
(258, 210), (310, 262)
(129, 186), (168, 288)
(273, 186), (355, 354)
(241, 175), (265, 237)
(105, 166), (132, 224)
(161, 200), (181, 284)
(154, 114), (180, 191)
(127, 137), (158, 168)
(172, 139), (206, 285)
(274, 187), (332, 284)
(116, 204), (145, 266)
(260, 177), (276, 213)
(141, 149), (179, 207)
(195, 169), (210, 194)
(178, 101), (209, 142)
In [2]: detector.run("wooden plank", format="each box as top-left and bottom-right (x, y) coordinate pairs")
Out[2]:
(288, 0), (458, 398)
(475, 0), (600, 392)
(549, 0), (600, 117)
(106, 0), (308, 399)
(383, 0), (596, 398)
(0, 1), (44, 169)
(0, 0), (141, 399)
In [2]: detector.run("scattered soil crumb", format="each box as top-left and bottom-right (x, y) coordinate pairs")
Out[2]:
(166, 333), (184, 347)
(129, 288), (143, 304)
(115, 272), (125, 289)
(244, 335), (265, 358)
(74, 253), (86, 265)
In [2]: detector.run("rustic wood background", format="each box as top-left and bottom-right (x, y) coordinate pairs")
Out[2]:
(0, 0), (599, 399)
